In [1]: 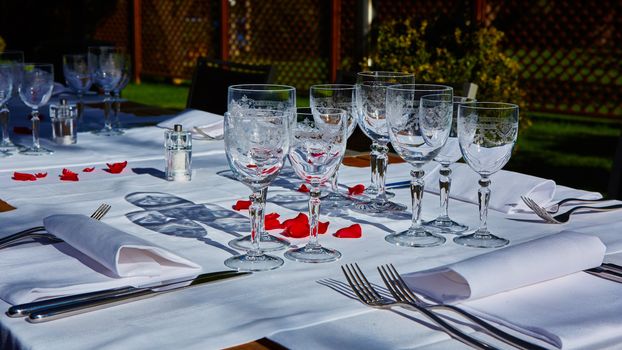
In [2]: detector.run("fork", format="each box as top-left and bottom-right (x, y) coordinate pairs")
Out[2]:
(193, 126), (224, 140)
(521, 196), (622, 224)
(342, 264), (496, 350)
(378, 264), (545, 350)
(521, 196), (610, 214)
(0, 204), (111, 249)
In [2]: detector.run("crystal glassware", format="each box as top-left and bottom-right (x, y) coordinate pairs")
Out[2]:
(88, 46), (125, 136)
(423, 96), (476, 234)
(455, 102), (519, 248)
(385, 84), (453, 247)
(310, 84), (357, 202)
(0, 50), (24, 152)
(227, 84), (295, 252)
(224, 109), (290, 271)
(18, 63), (55, 156)
(355, 71), (414, 213)
(284, 108), (347, 263)
(0, 64), (13, 157)
(63, 54), (92, 123)
(112, 53), (131, 132)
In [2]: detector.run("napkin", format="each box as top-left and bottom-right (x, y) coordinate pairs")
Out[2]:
(0, 214), (201, 304)
(157, 108), (224, 140)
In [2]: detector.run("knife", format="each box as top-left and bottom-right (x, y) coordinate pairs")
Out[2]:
(585, 266), (622, 283)
(8, 270), (249, 322)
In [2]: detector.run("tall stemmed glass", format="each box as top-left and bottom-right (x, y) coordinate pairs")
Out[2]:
(284, 108), (347, 263)
(355, 71), (414, 213)
(385, 84), (453, 247)
(455, 102), (519, 248)
(88, 46), (124, 136)
(0, 65), (13, 157)
(63, 54), (92, 123)
(224, 109), (290, 271)
(309, 84), (356, 202)
(227, 84), (295, 252)
(18, 64), (55, 156)
(423, 96), (476, 234)
(112, 53), (131, 133)
(0, 50), (24, 152)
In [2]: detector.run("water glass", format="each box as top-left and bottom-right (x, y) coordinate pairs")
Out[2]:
(18, 63), (55, 156)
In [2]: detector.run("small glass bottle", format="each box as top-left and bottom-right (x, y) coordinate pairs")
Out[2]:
(165, 124), (192, 181)
(49, 98), (78, 145)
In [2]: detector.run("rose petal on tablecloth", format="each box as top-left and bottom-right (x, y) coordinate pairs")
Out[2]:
(232, 200), (251, 211)
(105, 161), (128, 174)
(334, 224), (362, 238)
(59, 168), (79, 181)
(12, 172), (37, 181)
(348, 184), (365, 196)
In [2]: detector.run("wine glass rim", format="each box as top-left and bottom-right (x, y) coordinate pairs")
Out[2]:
(459, 101), (519, 110)
(387, 83), (453, 92)
(310, 84), (355, 90)
(225, 109), (290, 118)
(229, 84), (295, 92)
(358, 71), (414, 78)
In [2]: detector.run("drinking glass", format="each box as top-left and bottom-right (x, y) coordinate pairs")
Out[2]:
(88, 46), (125, 136)
(224, 109), (290, 271)
(227, 84), (295, 252)
(310, 84), (357, 202)
(0, 65), (13, 157)
(423, 96), (476, 234)
(284, 108), (347, 263)
(63, 54), (92, 122)
(355, 71), (414, 213)
(112, 53), (131, 132)
(0, 50), (24, 152)
(18, 63), (55, 156)
(385, 84), (453, 247)
(455, 102), (519, 248)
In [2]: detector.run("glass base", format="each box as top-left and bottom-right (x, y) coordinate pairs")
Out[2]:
(353, 199), (406, 213)
(224, 252), (284, 272)
(385, 227), (446, 247)
(0, 150), (13, 157)
(284, 243), (341, 263)
(19, 146), (54, 156)
(228, 233), (291, 252)
(453, 230), (509, 248)
(92, 127), (124, 136)
(423, 216), (469, 235)
(112, 126), (125, 135)
(362, 186), (395, 199)
(0, 140), (21, 152)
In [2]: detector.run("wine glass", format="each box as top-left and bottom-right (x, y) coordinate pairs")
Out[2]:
(224, 109), (290, 271)
(0, 65), (13, 157)
(0, 50), (24, 152)
(112, 53), (131, 132)
(88, 46), (125, 136)
(455, 102), (519, 248)
(385, 84), (453, 247)
(423, 96), (476, 234)
(310, 84), (357, 202)
(63, 54), (93, 123)
(227, 84), (295, 252)
(355, 71), (414, 213)
(284, 107), (347, 263)
(18, 63), (55, 156)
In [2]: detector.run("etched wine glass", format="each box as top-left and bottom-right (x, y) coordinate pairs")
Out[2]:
(423, 96), (476, 234)
(0, 65), (13, 157)
(284, 108), (347, 263)
(455, 102), (519, 248)
(385, 84), (453, 247)
(224, 109), (290, 271)
(227, 84), (295, 252)
(310, 84), (357, 202)
(63, 54), (92, 122)
(88, 46), (124, 136)
(18, 63), (55, 155)
(355, 71), (414, 213)
(0, 50), (24, 152)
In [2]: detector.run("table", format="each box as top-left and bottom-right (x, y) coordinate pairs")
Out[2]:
(1, 106), (621, 350)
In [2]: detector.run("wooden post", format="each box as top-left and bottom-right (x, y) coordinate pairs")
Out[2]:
(221, 0), (230, 61)
(132, 0), (143, 83)
(474, 0), (486, 25)
(330, 0), (342, 83)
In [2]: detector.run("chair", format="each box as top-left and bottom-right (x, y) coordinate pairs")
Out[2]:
(186, 58), (275, 115)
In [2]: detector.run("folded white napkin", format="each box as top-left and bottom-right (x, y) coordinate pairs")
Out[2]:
(158, 109), (224, 140)
(0, 214), (201, 304)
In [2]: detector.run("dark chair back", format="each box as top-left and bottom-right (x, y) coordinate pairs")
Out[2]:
(186, 58), (275, 115)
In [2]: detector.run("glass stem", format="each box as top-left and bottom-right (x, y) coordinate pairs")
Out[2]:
(329, 170), (339, 192)
(258, 187), (268, 239)
(409, 169), (425, 229)
(368, 142), (379, 191)
(248, 191), (264, 256)
(308, 185), (322, 247)
(477, 176), (491, 235)
(103, 91), (112, 130)
(113, 91), (121, 128)
(76, 93), (84, 121)
(31, 109), (41, 151)
(375, 142), (389, 202)
(0, 104), (9, 143)
(439, 164), (451, 218)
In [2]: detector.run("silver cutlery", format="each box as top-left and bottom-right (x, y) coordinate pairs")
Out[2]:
(521, 196), (622, 224)
(585, 264), (622, 283)
(522, 196), (611, 214)
(0, 204), (111, 250)
(15, 270), (250, 323)
(342, 263), (497, 350)
(193, 126), (224, 140)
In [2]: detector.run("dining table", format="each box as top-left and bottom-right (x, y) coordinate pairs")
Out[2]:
(1, 97), (622, 350)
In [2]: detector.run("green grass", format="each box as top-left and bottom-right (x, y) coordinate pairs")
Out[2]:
(124, 82), (189, 110)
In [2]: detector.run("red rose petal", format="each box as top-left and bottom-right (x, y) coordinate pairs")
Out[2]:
(280, 213), (329, 238)
(35, 172), (47, 178)
(105, 161), (128, 174)
(264, 213), (283, 230)
(334, 224), (362, 238)
(83, 167), (95, 172)
(298, 184), (310, 193)
(348, 184), (366, 196)
(318, 220), (329, 234)
(13, 126), (32, 135)
(59, 168), (79, 181)
(12, 172), (37, 181)
(232, 200), (251, 211)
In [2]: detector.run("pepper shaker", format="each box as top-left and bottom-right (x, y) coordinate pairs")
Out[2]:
(165, 124), (192, 181)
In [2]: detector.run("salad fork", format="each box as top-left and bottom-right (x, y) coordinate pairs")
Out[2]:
(521, 196), (609, 214)
(521, 196), (622, 224)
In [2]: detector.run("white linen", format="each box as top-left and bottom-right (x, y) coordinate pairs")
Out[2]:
(157, 108), (224, 139)
(0, 214), (200, 305)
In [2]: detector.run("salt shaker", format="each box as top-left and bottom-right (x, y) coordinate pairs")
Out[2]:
(165, 124), (192, 181)
(49, 99), (78, 145)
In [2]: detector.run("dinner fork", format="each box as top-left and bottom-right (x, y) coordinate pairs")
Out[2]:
(193, 126), (224, 140)
(378, 264), (545, 350)
(342, 264), (496, 350)
(521, 196), (622, 224)
(521, 196), (610, 214)
(0, 204), (111, 249)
